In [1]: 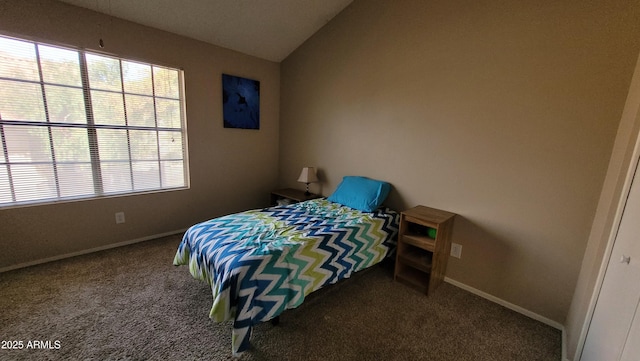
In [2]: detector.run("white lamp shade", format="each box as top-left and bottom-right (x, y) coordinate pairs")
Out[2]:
(297, 167), (319, 183)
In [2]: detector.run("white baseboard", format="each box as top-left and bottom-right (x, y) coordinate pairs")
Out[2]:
(0, 229), (186, 273)
(444, 277), (568, 360)
(562, 327), (569, 361)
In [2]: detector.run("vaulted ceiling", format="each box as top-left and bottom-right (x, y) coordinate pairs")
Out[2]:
(57, 0), (354, 62)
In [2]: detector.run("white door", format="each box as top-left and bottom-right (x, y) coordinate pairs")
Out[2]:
(582, 160), (640, 360)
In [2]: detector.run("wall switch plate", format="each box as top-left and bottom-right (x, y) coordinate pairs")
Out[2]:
(450, 243), (462, 258)
(115, 212), (125, 224)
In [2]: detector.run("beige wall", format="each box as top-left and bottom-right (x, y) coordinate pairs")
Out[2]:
(0, 0), (280, 269)
(280, 0), (640, 327)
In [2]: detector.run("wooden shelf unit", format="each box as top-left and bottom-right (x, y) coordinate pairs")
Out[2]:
(394, 205), (456, 295)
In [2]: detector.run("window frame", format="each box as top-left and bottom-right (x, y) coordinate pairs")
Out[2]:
(0, 33), (190, 209)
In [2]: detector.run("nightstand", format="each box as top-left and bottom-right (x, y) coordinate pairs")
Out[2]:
(394, 205), (456, 295)
(270, 188), (321, 206)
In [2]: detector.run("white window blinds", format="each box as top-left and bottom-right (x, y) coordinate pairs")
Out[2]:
(0, 35), (188, 208)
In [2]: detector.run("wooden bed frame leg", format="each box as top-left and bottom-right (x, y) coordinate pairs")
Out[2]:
(271, 316), (280, 326)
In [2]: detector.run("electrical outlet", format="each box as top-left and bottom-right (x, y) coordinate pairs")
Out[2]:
(450, 243), (462, 258)
(115, 212), (125, 224)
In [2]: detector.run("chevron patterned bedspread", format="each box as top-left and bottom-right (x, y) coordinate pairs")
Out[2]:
(173, 198), (399, 354)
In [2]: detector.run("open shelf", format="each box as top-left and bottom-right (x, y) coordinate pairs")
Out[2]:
(395, 263), (429, 293)
(402, 234), (435, 252)
(397, 244), (432, 272)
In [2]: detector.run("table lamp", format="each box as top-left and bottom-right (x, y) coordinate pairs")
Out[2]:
(297, 167), (319, 195)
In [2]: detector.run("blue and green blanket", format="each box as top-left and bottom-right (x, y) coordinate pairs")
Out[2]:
(173, 198), (399, 354)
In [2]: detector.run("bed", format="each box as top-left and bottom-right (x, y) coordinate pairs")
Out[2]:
(173, 176), (399, 354)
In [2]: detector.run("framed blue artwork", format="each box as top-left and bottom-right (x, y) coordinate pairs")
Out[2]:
(222, 74), (260, 129)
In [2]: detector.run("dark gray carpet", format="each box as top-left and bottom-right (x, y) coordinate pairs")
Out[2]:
(0, 234), (561, 360)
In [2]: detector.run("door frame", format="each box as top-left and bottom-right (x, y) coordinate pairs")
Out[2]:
(576, 62), (640, 360)
(579, 139), (640, 359)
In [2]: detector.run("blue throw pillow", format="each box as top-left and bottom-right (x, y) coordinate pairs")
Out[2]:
(327, 176), (391, 212)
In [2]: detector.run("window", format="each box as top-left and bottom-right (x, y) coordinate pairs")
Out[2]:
(0, 35), (188, 208)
